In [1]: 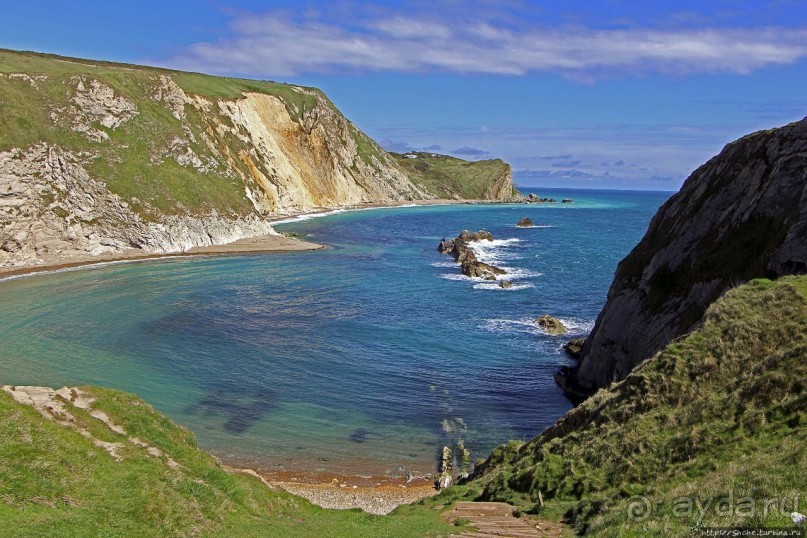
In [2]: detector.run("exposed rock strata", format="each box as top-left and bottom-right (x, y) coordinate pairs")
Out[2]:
(0, 144), (277, 270)
(564, 117), (807, 398)
(1, 50), (518, 271)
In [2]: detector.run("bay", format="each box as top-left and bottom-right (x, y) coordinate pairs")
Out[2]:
(0, 189), (670, 478)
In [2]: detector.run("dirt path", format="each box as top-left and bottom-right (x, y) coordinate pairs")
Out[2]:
(443, 501), (567, 537)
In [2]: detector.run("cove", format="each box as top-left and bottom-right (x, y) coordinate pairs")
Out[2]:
(0, 189), (670, 479)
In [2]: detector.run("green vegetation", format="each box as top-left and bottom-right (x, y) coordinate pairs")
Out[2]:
(6, 277), (799, 536)
(1, 48), (515, 225)
(391, 152), (512, 199)
(465, 275), (806, 535)
(0, 386), (457, 537)
(0, 49), (351, 217)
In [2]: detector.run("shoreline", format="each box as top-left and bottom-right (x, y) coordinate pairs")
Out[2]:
(0, 199), (477, 281)
(0, 198), (479, 513)
(225, 467), (440, 515)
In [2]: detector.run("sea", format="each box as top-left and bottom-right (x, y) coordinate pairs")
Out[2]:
(0, 189), (671, 479)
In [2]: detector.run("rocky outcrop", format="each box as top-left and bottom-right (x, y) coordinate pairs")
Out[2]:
(535, 315), (567, 336)
(438, 230), (506, 281)
(564, 117), (807, 397)
(438, 445), (453, 489)
(483, 164), (518, 202)
(526, 194), (558, 203)
(516, 217), (533, 227)
(563, 338), (586, 360)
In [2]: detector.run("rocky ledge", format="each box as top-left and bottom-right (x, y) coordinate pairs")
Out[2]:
(438, 230), (506, 281)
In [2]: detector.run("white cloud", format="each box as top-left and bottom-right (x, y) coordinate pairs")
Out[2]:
(160, 9), (807, 78)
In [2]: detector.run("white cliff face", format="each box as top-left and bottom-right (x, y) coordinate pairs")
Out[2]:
(216, 91), (428, 212)
(0, 144), (275, 270)
(50, 77), (139, 142)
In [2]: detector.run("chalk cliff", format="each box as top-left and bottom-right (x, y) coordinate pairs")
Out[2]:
(0, 49), (516, 270)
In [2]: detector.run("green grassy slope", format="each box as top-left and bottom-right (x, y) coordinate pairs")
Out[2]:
(1, 49), (271, 217)
(0, 386), (456, 537)
(458, 276), (807, 536)
(391, 152), (516, 200)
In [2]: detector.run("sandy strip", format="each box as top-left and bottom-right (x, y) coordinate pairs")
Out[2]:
(0, 199), (484, 280)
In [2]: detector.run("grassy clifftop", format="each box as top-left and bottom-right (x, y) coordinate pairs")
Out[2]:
(459, 275), (806, 535)
(391, 152), (519, 201)
(0, 385), (455, 537)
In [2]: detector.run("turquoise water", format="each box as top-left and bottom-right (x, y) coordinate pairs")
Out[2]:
(0, 189), (670, 477)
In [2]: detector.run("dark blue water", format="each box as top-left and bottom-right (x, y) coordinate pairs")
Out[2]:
(0, 190), (670, 477)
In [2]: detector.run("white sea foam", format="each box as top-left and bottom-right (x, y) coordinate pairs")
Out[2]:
(271, 203), (424, 226)
(497, 267), (543, 279)
(482, 317), (542, 335)
(271, 209), (347, 226)
(0, 256), (191, 283)
(431, 261), (458, 268)
(439, 273), (478, 282)
(482, 316), (595, 336)
(557, 317), (596, 334)
(473, 282), (535, 291)
(466, 238), (522, 265)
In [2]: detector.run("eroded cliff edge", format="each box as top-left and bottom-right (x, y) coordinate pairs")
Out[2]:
(0, 50), (517, 271)
(563, 116), (807, 395)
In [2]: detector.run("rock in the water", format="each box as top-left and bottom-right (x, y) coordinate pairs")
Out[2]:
(437, 237), (454, 254)
(563, 337), (586, 359)
(437, 229), (506, 280)
(437, 445), (453, 489)
(516, 217), (533, 227)
(562, 198), (573, 203)
(499, 280), (513, 289)
(536, 315), (567, 335)
(462, 259), (506, 280)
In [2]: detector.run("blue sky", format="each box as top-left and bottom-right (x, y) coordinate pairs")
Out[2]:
(2, 1), (806, 190)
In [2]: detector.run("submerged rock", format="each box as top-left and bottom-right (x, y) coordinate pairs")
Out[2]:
(516, 217), (533, 227)
(535, 315), (567, 336)
(499, 280), (513, 289)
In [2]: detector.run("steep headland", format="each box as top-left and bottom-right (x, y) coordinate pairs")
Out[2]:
(391, 151), (519, 201)
(0, 49), (517, 272)
(562, 117), (807, 396)
(468, 275), (807, 534)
